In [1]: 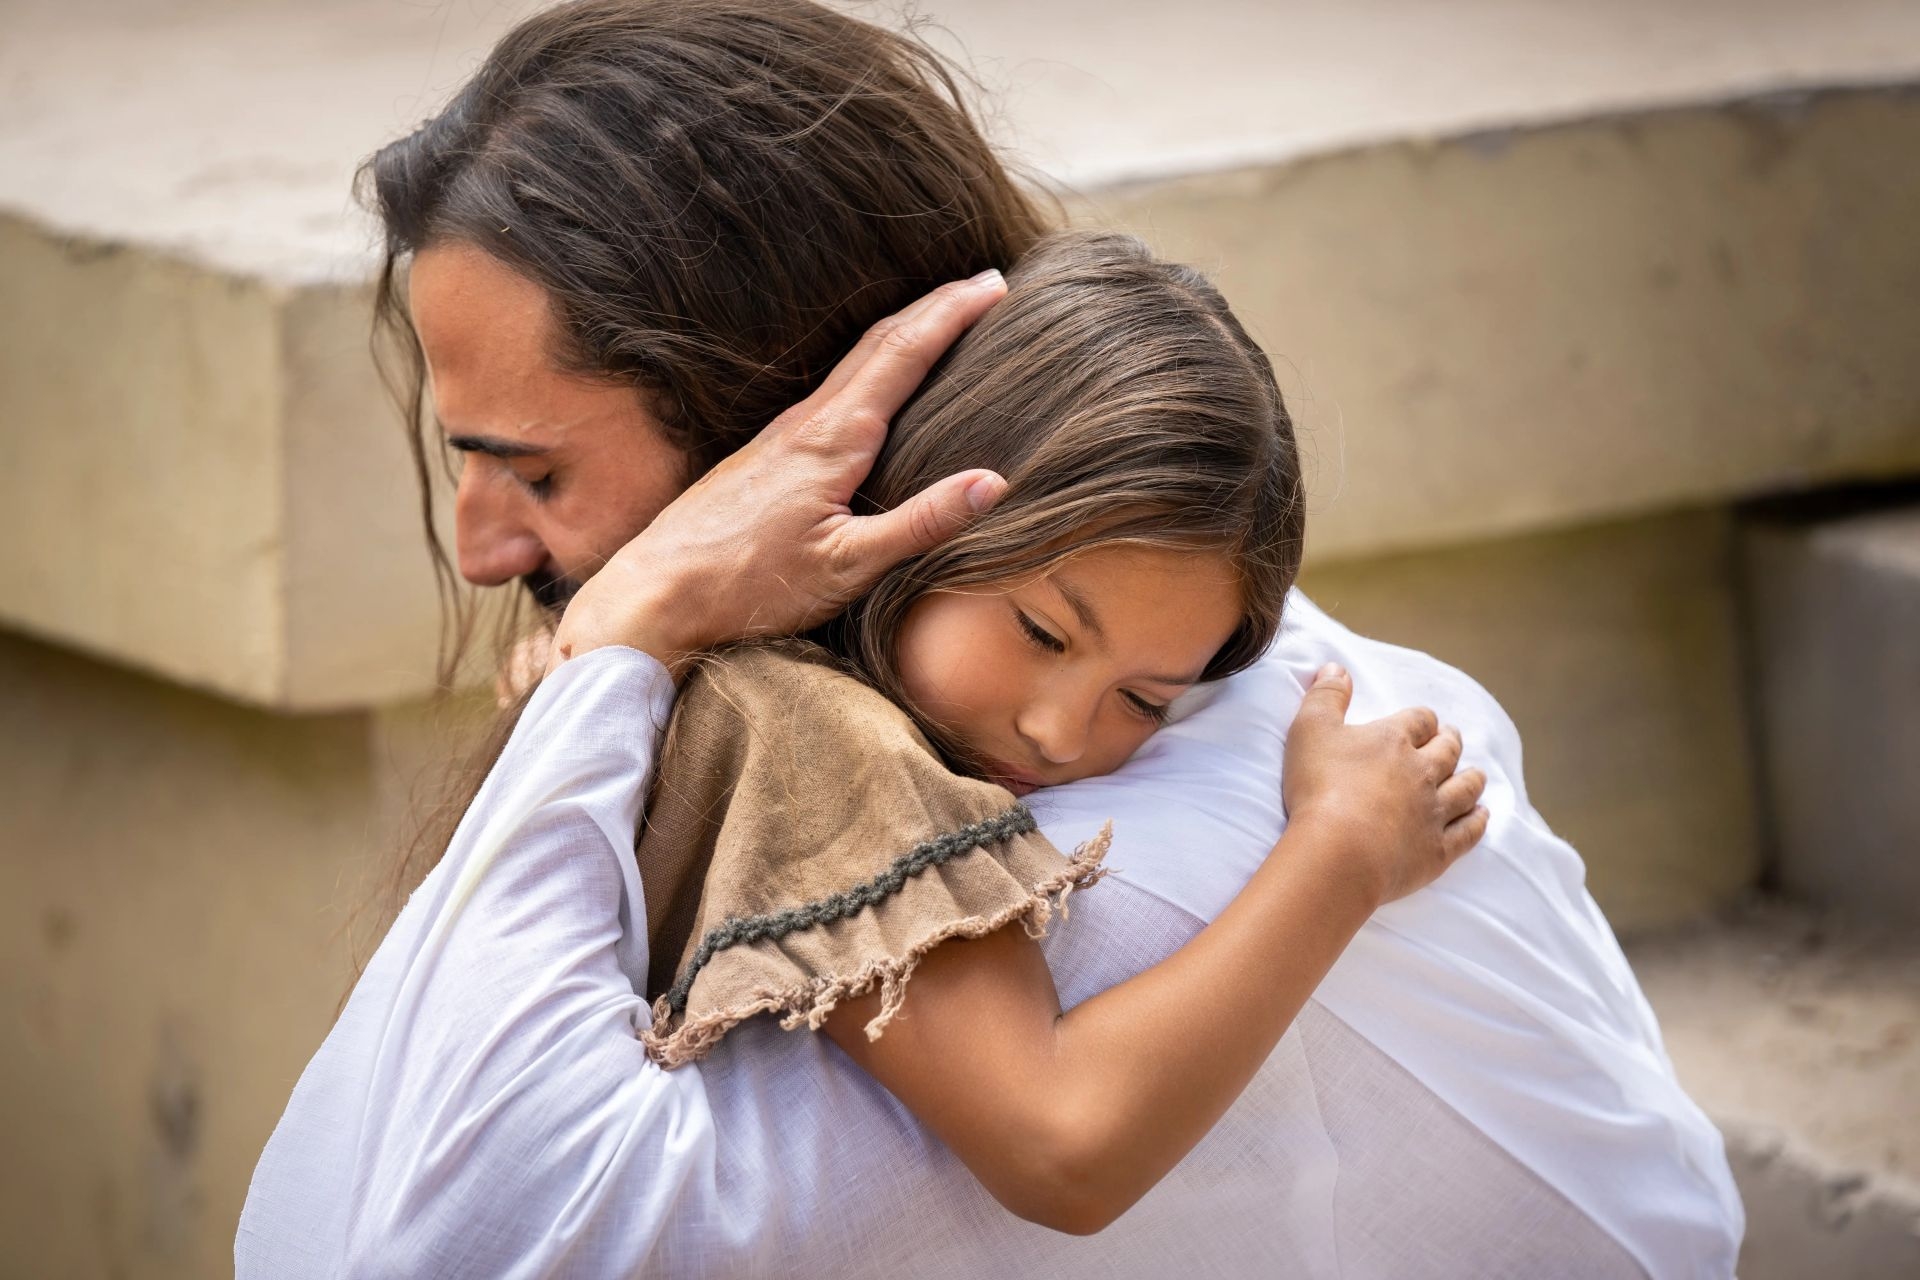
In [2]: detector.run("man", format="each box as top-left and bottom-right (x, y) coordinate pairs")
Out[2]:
(240, 2), (1742, 1274)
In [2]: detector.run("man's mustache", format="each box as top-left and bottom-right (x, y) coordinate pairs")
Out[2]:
(523, 567), (582, 616)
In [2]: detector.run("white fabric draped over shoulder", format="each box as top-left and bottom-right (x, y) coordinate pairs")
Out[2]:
(238, 590), (1742, 1279)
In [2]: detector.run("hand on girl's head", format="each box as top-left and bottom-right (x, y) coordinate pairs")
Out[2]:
(1281, 664), (1490, 906)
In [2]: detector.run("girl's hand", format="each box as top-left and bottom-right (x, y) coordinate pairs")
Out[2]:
(1282, 663), (1488, 907)
(546, 272), (1011, 678)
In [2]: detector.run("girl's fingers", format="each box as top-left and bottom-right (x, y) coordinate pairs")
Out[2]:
(1437, 767), (1487, 820)
(1417, 724), (1464, 782)
(1391, 704), (1440, 747)
(1443, 804), (1491, 862)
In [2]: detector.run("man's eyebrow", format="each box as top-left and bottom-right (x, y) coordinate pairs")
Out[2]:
(445, 434), (549, 460)
(1052, 575), (1207, 687)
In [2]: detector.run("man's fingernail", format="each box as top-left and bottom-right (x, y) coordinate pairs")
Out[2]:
(969, 268), (1004, 288)
(1317, 662), (1345, 681)
(965, 472), (1004, 511)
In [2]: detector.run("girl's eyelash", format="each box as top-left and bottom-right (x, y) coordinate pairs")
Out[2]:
(525, 474), (556, 502)
(1125, 691), (1172, 726)
(1014, 606), (1169, 725)
(1015, 609), (1065, 654)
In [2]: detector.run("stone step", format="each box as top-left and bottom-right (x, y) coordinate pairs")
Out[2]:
(5, 1), (1920, 709)
(1739, 490), (1920, 931)
(1301, 507), (1763, 934)
(1630, 903), (1920, 1280)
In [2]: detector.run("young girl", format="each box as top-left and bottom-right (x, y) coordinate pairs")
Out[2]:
(632, 232), (1488, 1234)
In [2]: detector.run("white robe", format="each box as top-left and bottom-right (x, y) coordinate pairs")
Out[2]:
(237, 590), (1742, 1278)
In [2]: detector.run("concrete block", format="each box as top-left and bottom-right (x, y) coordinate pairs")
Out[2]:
(1740, 497), (1920, 929)
(1300, 508), (1761, 932)
(11, 85), (1920, 712)
(5, 3), (1919, 713)
(1097, 87), (1920, 564)
(0, 216), (451, 710)
(0, 630), (379, 1279)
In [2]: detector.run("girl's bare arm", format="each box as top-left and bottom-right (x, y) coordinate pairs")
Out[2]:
(822, 665), (1489, 1235)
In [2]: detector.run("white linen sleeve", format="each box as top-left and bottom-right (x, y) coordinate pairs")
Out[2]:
(237, 645), (723, 1280)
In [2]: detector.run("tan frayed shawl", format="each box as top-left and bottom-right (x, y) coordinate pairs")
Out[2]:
(635, 643), (1110, 1068)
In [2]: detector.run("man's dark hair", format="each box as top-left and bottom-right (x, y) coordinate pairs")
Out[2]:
(360, 0), (1054, 675)
(346, 0), (1052, 979)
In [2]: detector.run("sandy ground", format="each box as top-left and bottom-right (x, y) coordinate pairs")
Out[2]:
(1630, 899), (1920, 1196)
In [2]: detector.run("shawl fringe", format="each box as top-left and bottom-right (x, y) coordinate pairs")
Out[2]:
(640, 822), (1112, 1069)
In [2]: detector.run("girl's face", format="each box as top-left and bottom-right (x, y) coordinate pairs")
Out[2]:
(895, 545), (1245, 795)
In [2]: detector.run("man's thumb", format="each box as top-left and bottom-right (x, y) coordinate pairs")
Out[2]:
(855, 469), (1005, 569)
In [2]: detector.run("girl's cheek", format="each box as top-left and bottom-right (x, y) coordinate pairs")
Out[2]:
(895, 598), (989, 713)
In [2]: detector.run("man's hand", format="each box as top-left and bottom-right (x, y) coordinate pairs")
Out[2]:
(547, 271), (1010, 676)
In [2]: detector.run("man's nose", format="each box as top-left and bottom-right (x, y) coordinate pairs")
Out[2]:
(1016, 693), (1093, 767)
(454, 468), (547, 587)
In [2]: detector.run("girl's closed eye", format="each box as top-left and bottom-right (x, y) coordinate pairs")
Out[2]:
(1123, 691), (1171, 726)
(1013, 604), (1171, 725)
(521, 471), (557, 503)
(1014, 608), (1064, 654)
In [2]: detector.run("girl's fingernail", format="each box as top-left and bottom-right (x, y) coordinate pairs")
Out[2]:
(969, 268), (1004, 288)
(1317, 662), (1345, 681)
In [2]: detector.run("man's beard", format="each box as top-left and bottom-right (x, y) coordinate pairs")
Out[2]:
(523, 566), (582, 618)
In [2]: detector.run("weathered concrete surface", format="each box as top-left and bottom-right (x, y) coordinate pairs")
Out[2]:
(4, 5), (1920, 708)
(1106, 87), (1920, 564)
(1632, 905), (1920, 1280)
(0, 220), (449, 709)
(1301, 508), (1761, 932)
(5, 0), (1920, 281)
(0, 630), (374, 1279)
(10, 84), (1918, 709)
(1739, 495), (1920, 931)
(0, 627), (493, 1280)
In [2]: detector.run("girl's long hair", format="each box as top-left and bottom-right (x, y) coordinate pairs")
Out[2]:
(822, 232), (1304, 767)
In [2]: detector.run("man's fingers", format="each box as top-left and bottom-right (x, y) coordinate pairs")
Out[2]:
(787, 272), (1007, 456)
(803, 278), (966, 408)
(828, 468), (1006, 590)
(1443, 804), (1491, 862)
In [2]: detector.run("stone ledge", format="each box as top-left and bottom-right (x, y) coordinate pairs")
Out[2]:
(1097, 85), (1920, 564)
(0, 217), (443, 709)
(5, 84), (1918, 708)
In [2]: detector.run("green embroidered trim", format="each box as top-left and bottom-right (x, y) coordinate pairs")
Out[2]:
(664, 803), (1038, 1016)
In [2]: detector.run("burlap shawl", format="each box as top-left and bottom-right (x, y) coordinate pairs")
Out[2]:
(635, 643), (1110, 1068)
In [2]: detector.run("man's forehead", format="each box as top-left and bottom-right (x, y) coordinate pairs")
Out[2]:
(410, 243), (557, 389)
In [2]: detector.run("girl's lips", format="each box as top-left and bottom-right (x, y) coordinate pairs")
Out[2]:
(985, 762), (1045, 797)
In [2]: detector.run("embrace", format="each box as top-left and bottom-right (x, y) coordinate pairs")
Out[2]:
(239, 2), (1743, 1275)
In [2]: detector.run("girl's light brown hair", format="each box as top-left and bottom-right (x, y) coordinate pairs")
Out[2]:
(824, 231), (1305, 765)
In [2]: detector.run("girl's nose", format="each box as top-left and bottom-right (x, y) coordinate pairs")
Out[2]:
(1015, 695), (1093, 767)
(454, 469), (547, 587)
